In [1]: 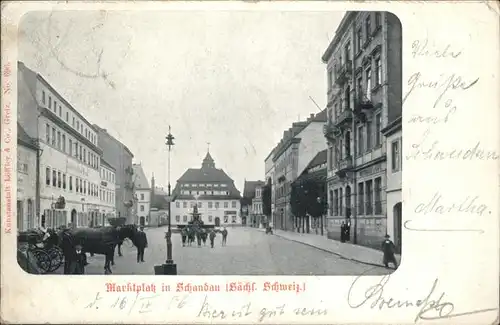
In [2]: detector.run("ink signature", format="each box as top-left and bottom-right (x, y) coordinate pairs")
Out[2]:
(348, 267), (497, 322)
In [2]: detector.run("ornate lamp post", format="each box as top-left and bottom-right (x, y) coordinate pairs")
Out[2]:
(154, 125), (177, 275)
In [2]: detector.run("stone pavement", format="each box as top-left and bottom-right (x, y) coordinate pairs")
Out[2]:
(258, 228), (401, 268)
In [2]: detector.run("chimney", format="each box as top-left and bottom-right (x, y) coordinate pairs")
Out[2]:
(310, 113), (315, 118)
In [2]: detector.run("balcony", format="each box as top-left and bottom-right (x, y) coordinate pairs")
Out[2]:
(125, 166), (134, 175)
(124, 181), (135, 190)
(355, 92), (374, 112)
(335, 60), (352, 85)
(323, 121), (342, 142)
(334, 109), (353, 129)
(335, 155), (353, 178)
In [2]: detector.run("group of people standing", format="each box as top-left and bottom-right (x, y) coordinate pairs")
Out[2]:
(181, 226), (228, 248)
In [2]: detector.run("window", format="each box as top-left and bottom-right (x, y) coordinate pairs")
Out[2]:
(84, 180), (87, 195)
(375, 58), (382, 86)
(375, 12), (381, 28)
(358, 183), (364, 215)
(65, 111), (69, 122)
(232, 201), (237, 208)
(327, 69), (333, 89)
(356, 28), (362, 51)
(190, 202), (195, 208)
(215, 202), (220, 209)
(76, 177), (80, 192)
(365, 15), (371, 39)
(140, 205), (144, 212)
(344, 85), (351, 110)
(374, 177), (382, 214)
(76, 120), (80, 131)
(224, 216), (229, 223)
(51, 128), (56, 146)
(49, 96), (52, 109)
(72, 117), (75, 127)
(62, 173), (66, 189)
(46, 167), (50, 185)
(56, 171), (61, 188)
(375, 114), (381, 146)
(334, 189), (339, 215)
(56, 131), (61, 149)
(357, 125), (364, 154)
(62, 134), (66, 152)
(392, 140), (401, 172)
(176, 215), (180, 222)
(232, 216), (236, 223)
(42, 91), (46, 104)
(58, 104), (62, 117)
(183, 215), (187, 222)
(52, 170), (57, 187)
(344, 42), (351, 61)
(69, 176), (73, 191)
(356, 75), (362, 96)
(176, 202), (180, 208)
(87, 151), (90, 165)
(80, 179), (83, 193)
(183, 202), (187, 208)
(366, 120), (372, 149)
(79, 147), (83, 161)
(198, 202), (202, 208)
(208, 215), (213, 222)
(224, 202), (228, 208)
(366, 180), (373, 214)
(365, 67), (372, 99)
(208, 202), (213, 208)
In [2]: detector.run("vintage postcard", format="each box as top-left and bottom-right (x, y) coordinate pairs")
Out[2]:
(1, 1), (499, 324)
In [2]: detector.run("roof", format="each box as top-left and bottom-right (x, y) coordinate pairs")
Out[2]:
(100, 159), (115, 171)
(304, 149), (327, 172)
(173, 152), (241, 200)
(295, 168), (327, 184)
(17, 123), (38, 150)
(321, 12), (357, 63)
(133, 163), (150, 189)
(93, 124), (134, 158)
(151, 187), (169, 209)
(243, 180), (265, 199)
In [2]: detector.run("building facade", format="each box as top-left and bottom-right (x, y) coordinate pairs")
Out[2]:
(264, 149), (275, 226)
(99, 159), (116, 225)
(241, 180), (265, 227)
(251, 184), (265, 228)
(170, 152), (242, 227)
(17, 124), (39, 231)
(382, 116), (402, 253)
(322, 11), (402, 249)
(93, 125), (135, 223)
(133, 163), (151, 226)
(272, 111), (327, 231)
(18, 62), (106, 229)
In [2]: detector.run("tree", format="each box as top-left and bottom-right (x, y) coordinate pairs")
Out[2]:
(290, 182), (307, 218)
(262, 183), (272, 217)
(291, 175), (327, 219)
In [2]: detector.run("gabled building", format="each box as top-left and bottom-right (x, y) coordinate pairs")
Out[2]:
(241, 180), (265, 227)
(170, 151), (242, 227)
(132, 163), (151, 226)
(271, 110), (328, 231)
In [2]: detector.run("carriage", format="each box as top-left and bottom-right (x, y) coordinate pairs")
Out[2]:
(17, 229), (64, 273)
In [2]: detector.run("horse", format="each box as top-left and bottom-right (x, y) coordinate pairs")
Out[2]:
(58, 224), (138, 274)
(195, 230), (202, 247)
(187, 228), (195, 246)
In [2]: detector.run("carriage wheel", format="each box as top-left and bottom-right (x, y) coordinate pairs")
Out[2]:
(30, 249), (51, 274)
(47, 247), (64, 272)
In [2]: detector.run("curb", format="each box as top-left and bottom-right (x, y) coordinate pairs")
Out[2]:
(269, 231), (388, 269)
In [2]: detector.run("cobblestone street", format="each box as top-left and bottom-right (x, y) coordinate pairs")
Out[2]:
(83, 226), (392, 275)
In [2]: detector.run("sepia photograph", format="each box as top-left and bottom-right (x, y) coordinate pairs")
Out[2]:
(16, 9), (402, 276)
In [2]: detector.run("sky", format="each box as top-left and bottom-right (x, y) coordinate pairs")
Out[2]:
(18, 10), (343, 192)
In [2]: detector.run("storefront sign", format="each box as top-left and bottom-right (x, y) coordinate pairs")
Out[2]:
(224, 210), (237, 215)
(359, 165), (382, 178)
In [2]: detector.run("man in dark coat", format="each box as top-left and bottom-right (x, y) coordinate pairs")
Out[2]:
(340, 222), (346, 243)
(68, 243), (89, 274)
(221, 227), (228, 246)
(181, 227), (187, 247)
(209, 229), (216, 248)
(135, 226), (148, 263)
(60, 226), (75, 274)
(381, 234), (398, 269)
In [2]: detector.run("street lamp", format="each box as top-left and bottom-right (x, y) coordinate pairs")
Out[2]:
(154, 125), (177, 275)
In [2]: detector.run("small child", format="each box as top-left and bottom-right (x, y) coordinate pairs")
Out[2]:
(70, 243), (89, 274)
(381, 234), (398, 269)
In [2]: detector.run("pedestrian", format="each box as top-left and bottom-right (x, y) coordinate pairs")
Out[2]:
(60, 225), (74, 274)
(381, 234), (398, 269)
(201, 228), (207, 246)
(181, 227), (187, 247)
(68, 243), (89, 274)
(135, 226), (148, 263)
(209, 229), (216, 248)
(221, 227), (228, 246)
(340, 222), (346, 243)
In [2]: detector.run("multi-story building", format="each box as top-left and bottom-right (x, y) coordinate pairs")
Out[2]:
(133, 163), (151, 226)
(17, 123), (39, 231)
(171, 151), (242, 227)
(382, 116), (402, 253)
(271, 111), (327, 231)
(264, 149), (275, 226)
(241, 180), (265, 227)
(93, 125), (135, 223)
(250, 183), (265, 228)
(17, 62), (105, 229)
(322, 11), (402, 248)
(98, 159), (116, 225)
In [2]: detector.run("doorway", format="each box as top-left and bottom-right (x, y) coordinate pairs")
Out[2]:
(140, 216), (145, 226)
(71, 209), (77, 227)
(17, 200), (24, 231)
(214, 217), (221, 227)
(393, 202), (402, 253)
